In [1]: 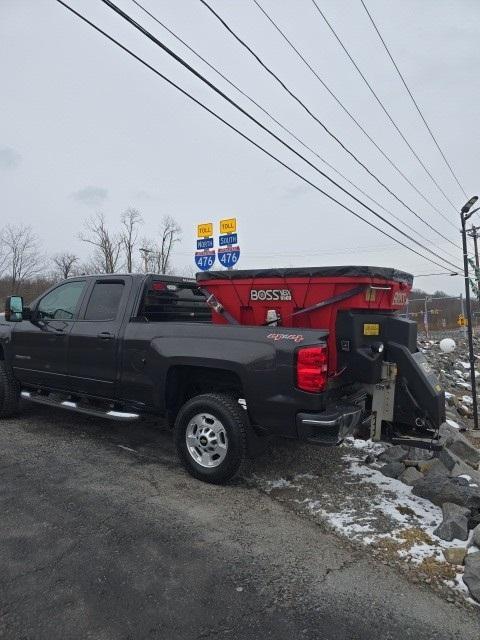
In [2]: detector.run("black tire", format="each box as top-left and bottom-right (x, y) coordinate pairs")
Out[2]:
(174, 392), (248, 484)
(0, 360), (20, 418)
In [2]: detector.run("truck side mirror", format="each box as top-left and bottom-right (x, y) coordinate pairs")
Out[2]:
(5, 296), (24, 322)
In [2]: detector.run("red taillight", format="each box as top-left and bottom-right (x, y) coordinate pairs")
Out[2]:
(296, 345), (328, 392)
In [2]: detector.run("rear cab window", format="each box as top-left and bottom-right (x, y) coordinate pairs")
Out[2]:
(84, 281), (125, 321)
(136, 279), (211, 322)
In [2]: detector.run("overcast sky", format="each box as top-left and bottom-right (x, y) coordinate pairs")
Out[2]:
(1, 0), (479, 294)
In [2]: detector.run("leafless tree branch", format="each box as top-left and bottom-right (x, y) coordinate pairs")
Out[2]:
(139, 216), (182, 275)
(52, 252), (79, 280)
(0, 224), (45, 292)
(79, 212), (121, 274)
(120, 208), (143, 273)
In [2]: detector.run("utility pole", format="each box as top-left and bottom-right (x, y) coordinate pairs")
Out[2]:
(424, 296), (430, 338)
(460, 294), (467, 337)
(139, 247), (153, 273)
(468, 225), (480, 270)
(460, 196), (480, 430)
(468, 226), (480, 310)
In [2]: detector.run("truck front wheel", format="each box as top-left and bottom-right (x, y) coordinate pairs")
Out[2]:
(0, 360), (20, 418)
(174, 393), (247, 484)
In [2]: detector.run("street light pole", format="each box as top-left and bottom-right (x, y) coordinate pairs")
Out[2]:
(460, 196), (479, 430)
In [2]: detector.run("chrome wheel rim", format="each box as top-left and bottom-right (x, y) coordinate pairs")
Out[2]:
(185, 412), (228, 468)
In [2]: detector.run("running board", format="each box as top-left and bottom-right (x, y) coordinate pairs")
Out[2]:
(20, 391), (140, 421)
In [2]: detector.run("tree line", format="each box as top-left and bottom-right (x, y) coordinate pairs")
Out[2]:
(0, 210), (182, 301)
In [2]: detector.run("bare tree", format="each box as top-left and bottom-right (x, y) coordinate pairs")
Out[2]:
(120, 208), (143, 273)
(79, 212), (121, 274)
(1, 224), (45, 292)
(0, 232), (8, 278)
(158, 215), (181, 274)
(139, 216), (181, 275)
(52, 252), (79, 280)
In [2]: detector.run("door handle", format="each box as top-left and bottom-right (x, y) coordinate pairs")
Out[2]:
(97, 332), (114, 340)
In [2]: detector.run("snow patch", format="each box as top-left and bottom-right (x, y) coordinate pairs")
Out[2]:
(446, 419), (461, 429)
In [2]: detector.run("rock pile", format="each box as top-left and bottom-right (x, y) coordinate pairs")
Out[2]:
(375, 426), (480, 602)
(419, 333), (480, 426)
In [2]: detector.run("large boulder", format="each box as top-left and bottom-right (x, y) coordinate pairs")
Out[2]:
(404, 446), (434, 461)
(450, 461), (480, 485)
(443, 547), (467, 565)
(468, 513), (480, 531)
(473, 524), (480, 548)
(417, 459), (437, 474)
(399, 466), (423, 486)
(378, 445), (408, 463)
(412, 476), (480, 510)
(380, 462), (405, 479)
(446, 439), (480, 470)
(463, 552), (480, 603)
(433, 502), (470, 541)
(439, 422), (469, 444)
(422, 459), (450, 479)
(439, 448), (459, 472)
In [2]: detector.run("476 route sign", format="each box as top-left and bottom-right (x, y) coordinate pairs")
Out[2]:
(195, 221), (215, 271)
(194, 217), (240, 272)
(218, 246), (240, 268)
(195, 251), (215, 271)
(218, 217), (240, 270)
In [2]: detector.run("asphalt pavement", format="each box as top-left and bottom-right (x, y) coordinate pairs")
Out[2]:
(0, 404), (479, 640)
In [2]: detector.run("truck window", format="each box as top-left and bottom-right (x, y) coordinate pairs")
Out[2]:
(138, 281), (211, 322)
(84, 282), (125, 321)
(37, 280), (86, 320)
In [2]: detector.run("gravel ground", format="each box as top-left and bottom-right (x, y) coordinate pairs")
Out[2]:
(246, 437), (477, 606)
(1, 403), (480, 639)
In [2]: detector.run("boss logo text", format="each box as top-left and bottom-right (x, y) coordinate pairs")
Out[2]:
(250, 289), (292, 301)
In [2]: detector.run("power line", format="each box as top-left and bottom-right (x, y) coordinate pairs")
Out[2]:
(128, 0), (460, 256)
(250, 0), (458, 239)
(359, 0), (467, 199)
(175, 243), (395, 257)
(310, 0), (459, 214)
(55, 0), (459, 273)
(200, 0), (459, 236)
(99, 0), (461, 271)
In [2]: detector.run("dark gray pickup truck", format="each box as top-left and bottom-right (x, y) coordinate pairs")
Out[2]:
(0, 273), (342, 482)
(0, 272), (445, 483)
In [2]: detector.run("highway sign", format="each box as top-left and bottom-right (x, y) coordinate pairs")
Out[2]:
(220, 218), (237, 234)
(197, 222), (213, 238)
(197, 238), (214, 250)
(218, 246), (240, 269)
(195, 250), (215, 271)
(219, 233), (238, 247)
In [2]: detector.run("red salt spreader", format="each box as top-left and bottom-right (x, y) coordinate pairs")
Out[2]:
(197, 266), (445, 449)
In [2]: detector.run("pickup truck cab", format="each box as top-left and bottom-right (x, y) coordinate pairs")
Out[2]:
(0, 273), (350, 483)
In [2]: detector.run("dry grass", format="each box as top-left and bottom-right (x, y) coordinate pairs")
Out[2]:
(417, 556), (458, 581)
(395, 527), (437, 548)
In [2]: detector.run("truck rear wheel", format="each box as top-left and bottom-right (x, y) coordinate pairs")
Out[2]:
(174, 393), (247, 484)
(0, 360), (20, 418)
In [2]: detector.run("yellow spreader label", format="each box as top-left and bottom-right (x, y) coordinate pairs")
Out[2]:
(363, 323), (380, 336)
